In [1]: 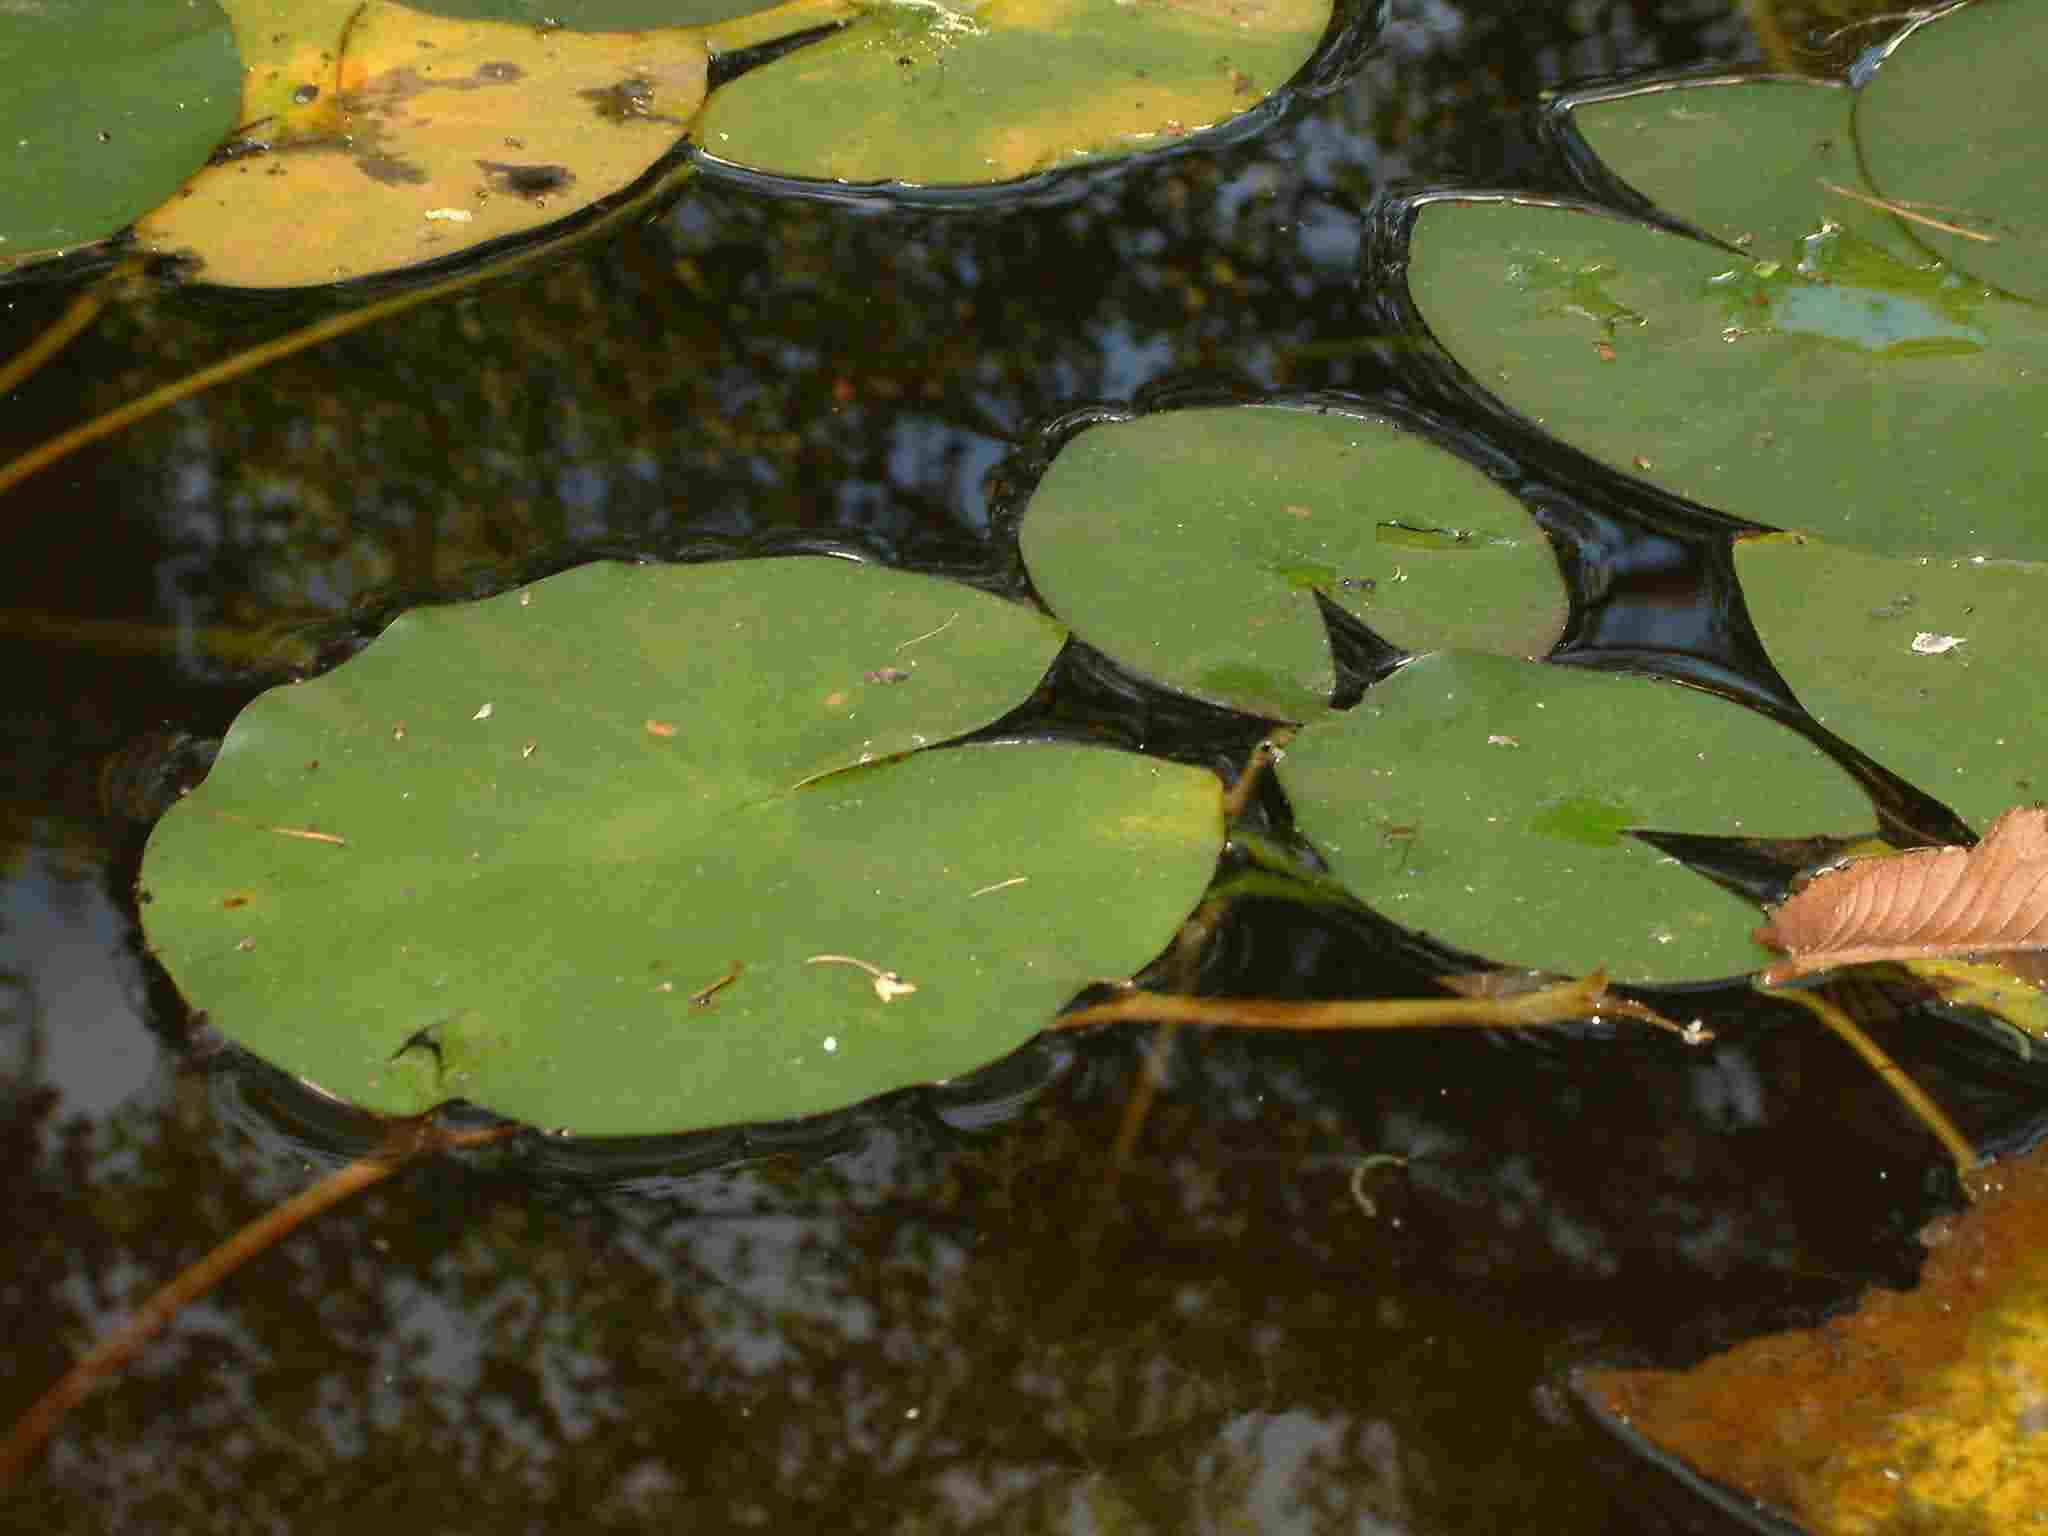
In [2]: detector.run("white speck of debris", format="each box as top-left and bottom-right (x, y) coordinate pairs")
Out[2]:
(1911, 632), (1965, 655)
(472, 702), (494, 720)
(823, 1036), (838, 1053)
(1486, 734), (1519, 747)
(425, 207), (473, 222)
(518, 590), (532, 607)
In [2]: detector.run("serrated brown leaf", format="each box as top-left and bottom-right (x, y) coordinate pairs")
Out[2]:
(1755, 806), (2048, 983)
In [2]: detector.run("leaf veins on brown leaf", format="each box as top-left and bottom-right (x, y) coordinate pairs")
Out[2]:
(1755, 806), (2048, 984)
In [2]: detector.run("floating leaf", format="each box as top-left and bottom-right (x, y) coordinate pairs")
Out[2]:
(0, 0), (240, 267)
(1563, 75), (1898, 260)
(1856, 0), (2048, 304)
(691, 0), (1330, 187)
(138, 559), (1223, 1135)
(1407, 195), (2048, 559)
(1275, 651), (1869, 983)
(1736, 532), (2048, 829)
(139, 0), (714, 287)
(1019, 407), (1565, 720)
(1757, 806), (2048, 983)
(1582, 1132), (2048, 1534)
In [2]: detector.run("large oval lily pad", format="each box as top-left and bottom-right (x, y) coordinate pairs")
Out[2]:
(1736, 532), (2048, 833)
(1275, 651), (1871, 983)
(1018, 407), (1566, 721)
(139, 0), (715, 287)
(0, 0), (240, 268)
(1857, 0), (2048, 304)
(691, 0), (1330, 187)
(138, 559), (1224, 1135)
(1408, 196), (2048, 560)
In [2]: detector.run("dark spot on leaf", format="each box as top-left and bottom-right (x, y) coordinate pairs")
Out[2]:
(477, 160), (574, 197)
(477, 61), (523, 83)
(865, 667), (912, 685)
(582, 78), (653, 120)
(291, 83), (320, 104)
(357, 153), (429, 187)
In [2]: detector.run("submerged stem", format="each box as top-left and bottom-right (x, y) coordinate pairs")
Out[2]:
(0, 1120), (516, 1486)
(1766, 981), (1979, 1187)
(1054, 971), (1695, 1036)
(0, 267), (130, 402)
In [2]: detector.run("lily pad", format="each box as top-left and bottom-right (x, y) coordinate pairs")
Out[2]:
(1583, 1132), (2048, 1534)
(0, 0), (240, 267)
(691, 0), (1330, 187)
(1736, 532), (2048, 832)
(139, 0), (713, 287)
(1018, 407), (1566, 721)
(1565, 75), (1920, 265)
(1408, 195), (2048, 559)
(1274, 651), (1870, 983)
(1857, 0), (2048, 304)
(138, 559), (1224, 1135)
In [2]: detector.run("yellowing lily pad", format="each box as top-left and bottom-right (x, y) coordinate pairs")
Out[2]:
(691, 0), (1330, 186)
(1736, 532), (2048, 832)
(139, 0), (711, 287)
(1275, 651), (1870, 982)
(137, 559), (1224, 1136)
(1019, 407), (1566, 720)
(1583, 1133), (2048, 1534)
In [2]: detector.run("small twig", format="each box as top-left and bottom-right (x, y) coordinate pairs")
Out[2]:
(969, 876), (1027, 898)
(1766, 981), (1978, 1187)
(200, 807), (346, 846)
(894, 612), (958, 652)
(687, 961), (743, 1007)
(1349, 1154), (1409, 1219)
(1820, 180), (1998, 243)
(805, 953), (917, 1001)
(0, 1119), (517, 1486)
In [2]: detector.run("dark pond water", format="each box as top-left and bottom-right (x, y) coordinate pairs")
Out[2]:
(5, 2), (2046, 1531)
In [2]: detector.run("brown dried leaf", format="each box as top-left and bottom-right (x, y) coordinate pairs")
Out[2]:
(1755, 805), (2048, 983)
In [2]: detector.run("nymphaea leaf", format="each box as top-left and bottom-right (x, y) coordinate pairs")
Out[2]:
(1562, 75), (1923, 268)
(140, 0), (716, 286)
(691, 0), (1331, 187)
(1408, 194), (2048, 560)
(1019, 407), (1566, 721)
(1757, 806), (2048, 984)
(1582, 1132), (2048, 1534)
(1856, 0), (2048, 304)
(1275, 651), (1870, 983)
(139, 559), (1224, 1135)
(1736, 532), (2048, 830)
(0, 0), (240, 268)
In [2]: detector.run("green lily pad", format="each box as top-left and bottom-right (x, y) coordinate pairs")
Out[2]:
(691, 0), (1330, 187)
(1736, 531), (2048, 832)
(1018, 407), (1566, 721)
(0, 0), (240, 266)
(1566, 75), (1920, 265)
(1856, 0), (2048, 304)
(1275, 651), (1870, 983)
(138, 559), (1224, 1136)
(1408, 196), (2048, 559)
